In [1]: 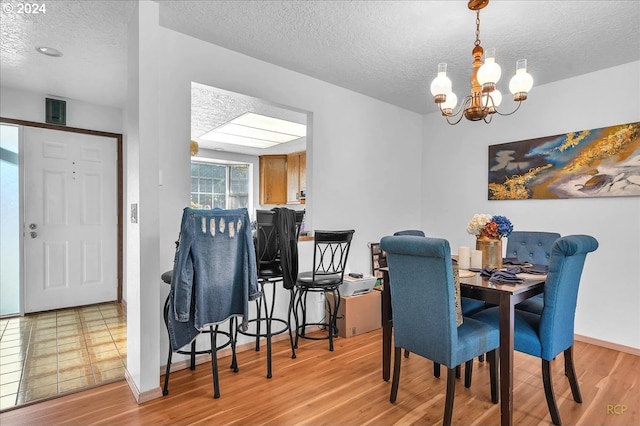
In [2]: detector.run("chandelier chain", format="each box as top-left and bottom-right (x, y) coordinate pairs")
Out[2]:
(474, 10), (481, 47)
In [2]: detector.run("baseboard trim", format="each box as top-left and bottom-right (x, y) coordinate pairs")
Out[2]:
(124, 368), (163, 404)
(575, 334), (640, 356)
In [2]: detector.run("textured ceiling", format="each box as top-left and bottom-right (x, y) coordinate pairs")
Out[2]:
(160, 0), (640, 114)
(0, 0), (134, 109)
(191, 82), (308, 154)
(1, 1), (639, 146)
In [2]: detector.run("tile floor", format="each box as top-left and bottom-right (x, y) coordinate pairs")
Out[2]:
(0, 302), (126, 411)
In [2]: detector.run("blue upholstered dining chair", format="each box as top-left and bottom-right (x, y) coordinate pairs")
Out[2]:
(381, 235), (499, 426)
(393, 229), (425, 237)
(506, 231), (561, 314)
(472, 235), (599, 426)
(393, 229), (485, 316)
(506, 231), (561, 266)
(392, 229), (485, 375)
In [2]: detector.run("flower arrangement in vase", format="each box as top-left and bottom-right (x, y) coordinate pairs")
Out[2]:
(467, 214), (513, 269)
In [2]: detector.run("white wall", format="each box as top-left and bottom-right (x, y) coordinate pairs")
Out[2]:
(140, 15), (423, 394)
(124, 0), (162, 399)
(0, 86), (123, 133)
(156, 27), (423, 279)
(421, 61), (640, 349)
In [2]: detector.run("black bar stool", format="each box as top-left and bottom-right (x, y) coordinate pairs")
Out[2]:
(237, 209), (303, 378)
(161, 271), (237, 399)
(292, 229), (354, 352)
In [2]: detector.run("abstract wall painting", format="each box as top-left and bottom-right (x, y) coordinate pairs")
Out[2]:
(488, 122), (640, 200)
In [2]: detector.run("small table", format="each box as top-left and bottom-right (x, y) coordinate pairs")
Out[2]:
(380, 267), (545, 426)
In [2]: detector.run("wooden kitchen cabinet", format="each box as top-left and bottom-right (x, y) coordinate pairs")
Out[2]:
(259, 155), (287, 204)
(259, 151), (306, 205)
(287, 151), (306, 204)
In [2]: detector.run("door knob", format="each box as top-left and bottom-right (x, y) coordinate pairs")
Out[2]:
(30, 231), (38, 239)
(29, 223), (37, 230)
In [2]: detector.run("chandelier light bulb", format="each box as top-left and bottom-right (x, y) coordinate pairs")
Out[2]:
(509, 59), (534, 96)
(483, 89), (503, 107)
(430, 62), (453, 99)
(491, 89), (503, 107)
(477, 48), (501, 86)
(442, 91), (458, 112)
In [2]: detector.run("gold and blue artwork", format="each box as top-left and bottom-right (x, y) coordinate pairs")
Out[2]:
(488, 122), (640, 199)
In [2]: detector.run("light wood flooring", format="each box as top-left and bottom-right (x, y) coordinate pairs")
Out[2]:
(0, 328), (638, 425)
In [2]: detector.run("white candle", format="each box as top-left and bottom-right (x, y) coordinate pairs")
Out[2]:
(458, 246), (470, 270)
(471, 250), (483, 269)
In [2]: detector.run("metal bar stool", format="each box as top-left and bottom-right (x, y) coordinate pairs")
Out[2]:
(161, 271), (237, 399)
(292, 229), (355, 352)
(237, 209), (303, 378)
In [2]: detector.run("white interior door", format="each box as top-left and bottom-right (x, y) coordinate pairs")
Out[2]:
(23, 127), (117, 313)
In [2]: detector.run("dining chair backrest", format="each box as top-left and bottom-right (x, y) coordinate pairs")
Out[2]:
(506, 231), (561, 266)
(393, 229), (425, 237)
(380, 235), (458, 366)
(311, 230), (355, 281)
(538, 235), (598, 360)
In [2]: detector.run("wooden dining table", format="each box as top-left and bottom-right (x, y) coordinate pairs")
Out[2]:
(380, 266), (546, 426)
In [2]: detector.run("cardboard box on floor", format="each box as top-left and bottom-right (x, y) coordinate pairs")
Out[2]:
(326, 289), (381, 338)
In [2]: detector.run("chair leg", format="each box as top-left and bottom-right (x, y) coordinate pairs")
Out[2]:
(292, 287), (302, 348)
(263, 283), (279, 378)
(266, 304), (273, 379)
(287, 288), (297, 359)
(210, 326), (221, 399)
(478, 353), (485, 363)
(464, 359), (473, 388)
(162, 295), (172, 396)
(542, 359), (562, 426)
(404, 349), (410, 358)
(327, 288), (340, 351)
(300, 290), (308, 338)
(163, 345), (172, 396)
(331, 290), (341, 337)
(444, 367), (456, 426)
(389, 347), (402, 402)
(488, 349), (498, 404)
(229, 317), (238, 372)
(433, 362), (441, 378)
(564, 346), (582, 403)
(254, 287), (265, 352)
(189, 341), (196, 370)
(455, 364), (461, 378)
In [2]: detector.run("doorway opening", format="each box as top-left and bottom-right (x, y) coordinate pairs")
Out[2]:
(0, 118), (124, 411)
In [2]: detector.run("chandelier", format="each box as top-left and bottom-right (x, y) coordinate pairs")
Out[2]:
(430, 0), (533, 125)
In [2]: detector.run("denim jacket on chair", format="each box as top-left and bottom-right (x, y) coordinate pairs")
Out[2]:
(168, 207), (260, 351)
